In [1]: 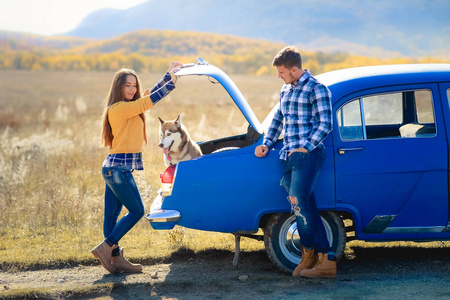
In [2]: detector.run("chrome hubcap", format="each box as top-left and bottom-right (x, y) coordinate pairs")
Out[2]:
(278, 215), (333, 265)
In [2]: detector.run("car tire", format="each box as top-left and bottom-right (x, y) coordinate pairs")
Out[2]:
(263, 211), (346, 273)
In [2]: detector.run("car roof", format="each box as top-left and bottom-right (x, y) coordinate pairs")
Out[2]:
(316, 63), (450, 100)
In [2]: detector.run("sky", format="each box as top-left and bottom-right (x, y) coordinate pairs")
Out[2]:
(0, 0), (148, 36)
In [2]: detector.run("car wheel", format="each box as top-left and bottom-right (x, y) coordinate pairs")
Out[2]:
(263, 211), (346, 273)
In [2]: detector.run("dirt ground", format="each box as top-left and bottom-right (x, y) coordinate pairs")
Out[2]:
(1, 245), (450, 299)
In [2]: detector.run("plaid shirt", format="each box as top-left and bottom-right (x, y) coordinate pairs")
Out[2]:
(263, 70), (332, 160)
(102, 153), (143, 170)
(102, 72), (175, 170)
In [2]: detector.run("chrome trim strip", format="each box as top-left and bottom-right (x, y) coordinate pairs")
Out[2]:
(146, 210), (181, 223)
(383, 226), (445, 234)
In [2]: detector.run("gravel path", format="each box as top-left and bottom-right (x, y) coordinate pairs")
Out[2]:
(1, 247), (450, 299)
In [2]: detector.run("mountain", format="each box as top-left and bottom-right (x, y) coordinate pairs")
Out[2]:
(66, 0), (450, 58)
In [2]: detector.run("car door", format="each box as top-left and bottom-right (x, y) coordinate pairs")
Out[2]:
(333, 83), (448, 236)
(440, 81), (450, 171)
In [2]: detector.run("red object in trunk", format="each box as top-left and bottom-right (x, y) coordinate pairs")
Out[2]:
(160, 165), (176, 183)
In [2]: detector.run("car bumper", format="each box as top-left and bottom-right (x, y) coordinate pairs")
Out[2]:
(145, 190), (181, 230)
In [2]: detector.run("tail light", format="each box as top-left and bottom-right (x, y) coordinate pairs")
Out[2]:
(160, 165), (176, 196)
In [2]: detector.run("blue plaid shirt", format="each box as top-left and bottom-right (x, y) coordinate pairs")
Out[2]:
(102, 72), (175, 170)
(149, 72), (175, 105)
(263, 70), (332, 160)
(102, 153), (144, 170)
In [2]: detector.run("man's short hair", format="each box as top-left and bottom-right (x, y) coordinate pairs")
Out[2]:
(272, 46), (302, 69)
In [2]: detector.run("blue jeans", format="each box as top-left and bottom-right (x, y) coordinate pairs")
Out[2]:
(102, 167), (145, 245)
(280, 145), (332, 255)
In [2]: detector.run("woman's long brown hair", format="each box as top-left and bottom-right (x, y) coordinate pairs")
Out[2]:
(100, 69), (146, 148)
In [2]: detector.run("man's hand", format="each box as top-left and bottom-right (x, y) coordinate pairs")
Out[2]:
(255, 145), (269, 157)
(142, 88), (150, 97)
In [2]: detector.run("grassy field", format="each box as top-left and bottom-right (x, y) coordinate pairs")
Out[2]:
(0, 69), (282, 271)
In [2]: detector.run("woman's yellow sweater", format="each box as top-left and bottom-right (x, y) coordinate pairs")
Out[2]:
(108, 96), (153, 154)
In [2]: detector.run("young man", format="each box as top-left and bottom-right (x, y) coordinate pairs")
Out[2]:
(255, 46), (335, 278)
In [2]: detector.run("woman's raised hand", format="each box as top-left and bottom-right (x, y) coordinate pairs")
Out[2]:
(142, 88), (150, 97)
(168, 61), (182, 84)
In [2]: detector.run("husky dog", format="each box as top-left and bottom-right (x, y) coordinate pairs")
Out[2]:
(158, 115), (203, 166)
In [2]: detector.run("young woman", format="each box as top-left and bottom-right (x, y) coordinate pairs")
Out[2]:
(92, 62), (182, 273)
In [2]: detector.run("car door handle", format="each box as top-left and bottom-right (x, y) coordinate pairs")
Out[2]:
(338, 147), (364, 155)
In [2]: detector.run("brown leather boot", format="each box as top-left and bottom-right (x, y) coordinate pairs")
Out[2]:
(91, 241), (117, 274)
(292, 247), (318, 277)
(111, 247), (143, 273)
(300, 252), (337, 278)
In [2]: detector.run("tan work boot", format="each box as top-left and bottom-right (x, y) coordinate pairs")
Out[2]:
(292, 247), (318, 276)
(300, 252), (337, 278)
(91, 241), (117, 274)
(111, 247), (143, 273)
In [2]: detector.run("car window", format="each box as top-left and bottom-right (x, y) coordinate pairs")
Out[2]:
(337, 89), (436, 141)
(363, 93), (403, 125)
(415, 90), (435, 123)
(336, 99), (364, 140)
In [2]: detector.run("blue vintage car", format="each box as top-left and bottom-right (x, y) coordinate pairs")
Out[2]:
(147, 60), (450, 272)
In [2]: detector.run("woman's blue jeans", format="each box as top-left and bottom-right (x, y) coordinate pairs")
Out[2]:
(280, 145), (332, 255)
(102, 167), (145, 245)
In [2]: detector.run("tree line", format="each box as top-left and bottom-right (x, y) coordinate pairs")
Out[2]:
(0, 30), (447, 75)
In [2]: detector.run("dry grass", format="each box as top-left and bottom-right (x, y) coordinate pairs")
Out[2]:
(0, 70), (278, 270)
